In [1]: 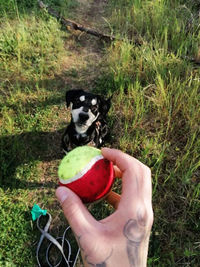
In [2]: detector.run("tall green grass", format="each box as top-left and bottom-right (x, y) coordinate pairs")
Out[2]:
(0, 1), (77, 265)
(109, 0), (199, 55)
(0, 0), (199, 265)
(98, 0), (200, 265)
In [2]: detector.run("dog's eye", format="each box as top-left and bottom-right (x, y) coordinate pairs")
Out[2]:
(91, 98), (97, 105)
(79, 95), (85, 102)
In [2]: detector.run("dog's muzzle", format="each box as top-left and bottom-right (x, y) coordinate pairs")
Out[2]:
(79, 112), (89, 124)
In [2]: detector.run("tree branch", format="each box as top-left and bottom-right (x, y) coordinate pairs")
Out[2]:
(38, 0), (117, 42)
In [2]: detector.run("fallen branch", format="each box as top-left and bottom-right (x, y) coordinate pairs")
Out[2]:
(38, 0), (117, 42)
(38, 1), (199, 66)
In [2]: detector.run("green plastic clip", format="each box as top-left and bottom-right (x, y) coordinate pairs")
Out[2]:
(31, 204), (47, 221)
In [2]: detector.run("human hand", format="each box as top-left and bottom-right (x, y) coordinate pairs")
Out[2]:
(56, 148), (153, 267)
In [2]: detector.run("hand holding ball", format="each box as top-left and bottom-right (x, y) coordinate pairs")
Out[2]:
(58, 146), (114, 203)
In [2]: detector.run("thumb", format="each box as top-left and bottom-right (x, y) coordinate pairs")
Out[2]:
(56, 186), (97, 236)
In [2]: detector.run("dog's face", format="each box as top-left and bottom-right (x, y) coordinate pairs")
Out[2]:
(66, 89), (111, 133)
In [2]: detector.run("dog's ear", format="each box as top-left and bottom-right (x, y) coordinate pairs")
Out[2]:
(99, 95), (112, 115)
(66, 89), (85, 107)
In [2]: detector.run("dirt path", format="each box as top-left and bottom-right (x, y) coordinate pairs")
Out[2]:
(38, 2), (111, 265)
(38, 0), (110, 193)
(30, 3), (111, 265)
(61, 0), (110, 91)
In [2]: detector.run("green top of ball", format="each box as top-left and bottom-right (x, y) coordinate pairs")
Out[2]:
(58, 146), (102, 181)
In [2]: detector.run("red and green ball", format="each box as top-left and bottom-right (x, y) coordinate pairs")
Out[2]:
(58, 146), (114, 203)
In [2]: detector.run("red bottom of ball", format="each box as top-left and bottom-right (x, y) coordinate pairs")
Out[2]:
(59, 159), (114, 203)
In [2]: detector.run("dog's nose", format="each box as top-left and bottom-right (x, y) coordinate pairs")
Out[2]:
(79, 113), (89, 123)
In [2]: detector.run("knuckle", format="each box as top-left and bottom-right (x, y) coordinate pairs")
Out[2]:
(147, 207), (154, 228)
(136, 202), (154, 229)
(144, 165), (151, 178)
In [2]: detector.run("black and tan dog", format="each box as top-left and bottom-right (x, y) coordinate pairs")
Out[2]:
(62, 89), (111, 152)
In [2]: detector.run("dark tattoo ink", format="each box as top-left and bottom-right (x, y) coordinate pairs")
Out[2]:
(85, 248), (113, 267)
(74, 233), (85, 252)
(123, 210), (147, 267)
(75, 233), (113, 267)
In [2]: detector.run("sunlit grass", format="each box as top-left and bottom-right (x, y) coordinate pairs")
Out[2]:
(101, 0), (200, 265)
(0, 0), (200, 265)
(0, 1), (75, 265)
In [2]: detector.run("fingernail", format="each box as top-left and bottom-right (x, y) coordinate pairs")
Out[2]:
(56, 186), (69, 204)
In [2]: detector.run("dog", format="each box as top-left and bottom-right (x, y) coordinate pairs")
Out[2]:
(62, 89), (111, 152)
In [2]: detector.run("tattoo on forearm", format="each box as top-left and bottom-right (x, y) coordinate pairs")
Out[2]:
(123, 210), (147, 267)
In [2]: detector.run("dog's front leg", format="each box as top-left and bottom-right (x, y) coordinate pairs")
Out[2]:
(62, 129), (71, 153)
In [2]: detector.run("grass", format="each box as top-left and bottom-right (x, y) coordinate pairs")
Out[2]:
(0, 0), (200, 266)
(101, 0), (200, 265)
(0, 0), (78, 266)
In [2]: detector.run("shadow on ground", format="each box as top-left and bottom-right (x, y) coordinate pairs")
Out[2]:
(0, 128), (65, 190)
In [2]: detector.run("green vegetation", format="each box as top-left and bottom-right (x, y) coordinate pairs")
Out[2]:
(0, 0), (199, 266)
(103, 0), (200, 265)
(0, 0), (77, 266)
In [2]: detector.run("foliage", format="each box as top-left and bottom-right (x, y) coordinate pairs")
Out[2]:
(100, 0), (200, 265)
(0, 0), (75, 265)
(0, 0), (199, 265)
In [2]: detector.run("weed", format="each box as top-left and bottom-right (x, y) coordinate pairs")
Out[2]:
(103, 0), (200, 265)
(0, 0), (200, 265)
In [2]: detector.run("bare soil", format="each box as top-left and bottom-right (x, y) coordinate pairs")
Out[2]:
(39, 0), (111, 188)
(61, 0), (110, 90)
